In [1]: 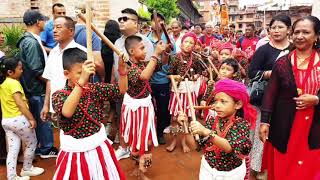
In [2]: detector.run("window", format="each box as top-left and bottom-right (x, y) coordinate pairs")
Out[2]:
(239, 24), (243, 29)
(239, 15), (243, 20)
(30, 0), (39, 9)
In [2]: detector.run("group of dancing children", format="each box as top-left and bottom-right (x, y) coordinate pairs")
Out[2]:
(0, 31), (255, 180)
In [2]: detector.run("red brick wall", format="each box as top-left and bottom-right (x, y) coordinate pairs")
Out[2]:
(0, 0), (110, 31)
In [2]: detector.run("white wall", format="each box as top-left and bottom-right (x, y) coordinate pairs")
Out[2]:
(311, 0), (320, 19)
(109, 0), (141, 20)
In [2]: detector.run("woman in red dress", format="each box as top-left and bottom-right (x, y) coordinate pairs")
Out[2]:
(259, 16), (320, 180)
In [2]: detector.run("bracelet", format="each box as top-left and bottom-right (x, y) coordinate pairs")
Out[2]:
(151, 55), (160, 61)
(118, 69), (128, 76)
(208, 131), (216, 141)
(75, 81), (84, 89)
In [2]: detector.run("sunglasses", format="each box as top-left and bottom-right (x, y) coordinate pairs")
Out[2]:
(118, 16), (137, 22)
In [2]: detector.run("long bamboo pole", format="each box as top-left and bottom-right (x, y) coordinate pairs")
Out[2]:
(184, 78), (199, 140)
(169, 75), (188, 133)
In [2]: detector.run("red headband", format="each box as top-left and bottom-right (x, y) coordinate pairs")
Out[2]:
(181, 32), (198, 45)
(214, 79), (257, 129)
(218, 42), (234, 52)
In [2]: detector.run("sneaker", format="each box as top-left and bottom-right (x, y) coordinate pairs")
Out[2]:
(20, 166), (44, 176)
(114, 131), (120, 144)
(105, 123), (112, 136)
(14, 176), (30, 180)
(163, 126), (171, 134)
(40, 147), (59, 159)
(115, 146), (130, 160)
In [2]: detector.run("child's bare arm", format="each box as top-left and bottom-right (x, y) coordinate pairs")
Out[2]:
(140, 41), (166, 81)
(190, 121), (232, 153)
(13, 93), (36, 128)
(62, 60), (95, 118)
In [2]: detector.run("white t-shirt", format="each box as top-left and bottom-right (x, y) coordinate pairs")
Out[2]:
(42, 40), (86, 112)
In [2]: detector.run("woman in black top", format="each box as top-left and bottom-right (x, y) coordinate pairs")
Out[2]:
(101, 20), (121, 83)
(248, 14), (292, 179)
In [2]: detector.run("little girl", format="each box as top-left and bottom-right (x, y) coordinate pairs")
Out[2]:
(0, 57), (44, 180)
(184, 79), (256, 179)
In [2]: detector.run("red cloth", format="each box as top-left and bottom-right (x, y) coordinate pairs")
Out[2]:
(213, 79), (257, 129)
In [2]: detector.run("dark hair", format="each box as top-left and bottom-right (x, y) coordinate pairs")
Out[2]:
(0, 56), (20, 84)
(121, 8), (138, 19)
(62, 48), (87, 70)
(221, 58), (239, 73)
(52, 3), (64, 12)
(292, 16), (320, 47)
(229, 24), (235, 29)
(56, 16), (75, 30)
(124, 35), (142, 55)
(269, 14), (291, 27)
(103, 20), (121, 43)
(247, 24), (255, 29)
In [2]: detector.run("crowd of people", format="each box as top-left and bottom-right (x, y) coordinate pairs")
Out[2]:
(0, 2), (319, 180)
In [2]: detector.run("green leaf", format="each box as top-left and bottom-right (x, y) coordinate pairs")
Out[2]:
(0, 24), (25, 57)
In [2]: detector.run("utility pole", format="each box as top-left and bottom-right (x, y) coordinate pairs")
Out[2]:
(311, 0), (320, 19)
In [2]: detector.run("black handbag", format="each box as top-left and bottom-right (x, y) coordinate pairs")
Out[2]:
(249, 71), (268, 106)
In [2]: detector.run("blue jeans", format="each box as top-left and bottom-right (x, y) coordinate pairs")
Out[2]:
(28, 95), (54, 154)
(151, 83), (171, 138)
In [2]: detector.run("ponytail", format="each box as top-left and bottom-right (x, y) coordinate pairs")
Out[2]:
(0, 56), (20, 84)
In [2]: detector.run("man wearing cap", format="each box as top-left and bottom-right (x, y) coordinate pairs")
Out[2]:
(17, 9), (59, 159)
(40, 3), (66, 53)
(113, 8), (154, 160)
(147, 11), (176, 145)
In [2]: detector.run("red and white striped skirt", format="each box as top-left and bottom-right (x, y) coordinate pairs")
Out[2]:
(169, 80), (198, 117)
(53, 125), (125, 180)
(120, 93), (158, 155)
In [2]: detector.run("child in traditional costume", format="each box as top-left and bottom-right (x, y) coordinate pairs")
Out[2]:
(119, 35), (166, 178)
(167, 32), (206, 153)
(52, 48), (127, 180)
(201, 58), (241, 121)
(184, 79), (256, 179)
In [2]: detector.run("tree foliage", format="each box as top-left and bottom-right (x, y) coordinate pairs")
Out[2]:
(137, 6), (151, 21)
(145, 0), (180, 22)
(0, 25), (24, 57)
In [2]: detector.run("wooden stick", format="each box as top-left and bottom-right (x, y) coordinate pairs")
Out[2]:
(169, 75), (188, 133)
(77, 13), (123, 57)
(209, 67), (213, 81)
(85, 1), (93, 63)
(184, 78), (199, 140)
(160, 23), (174, 51)
(153, 10), (161, 40)
(192, 51), (220, 77)
(85, 1), (94, 82)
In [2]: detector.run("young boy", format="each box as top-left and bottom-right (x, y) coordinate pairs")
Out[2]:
(52, 48), (127, 180)
(118, 35), (166, 178)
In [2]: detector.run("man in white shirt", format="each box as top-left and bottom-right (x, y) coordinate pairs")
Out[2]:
(42, 16), (86, 126)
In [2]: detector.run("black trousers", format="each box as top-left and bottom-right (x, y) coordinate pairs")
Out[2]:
(151, 83), (171, 138)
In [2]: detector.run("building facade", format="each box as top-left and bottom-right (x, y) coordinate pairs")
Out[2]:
(0, 0), (142, 31)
